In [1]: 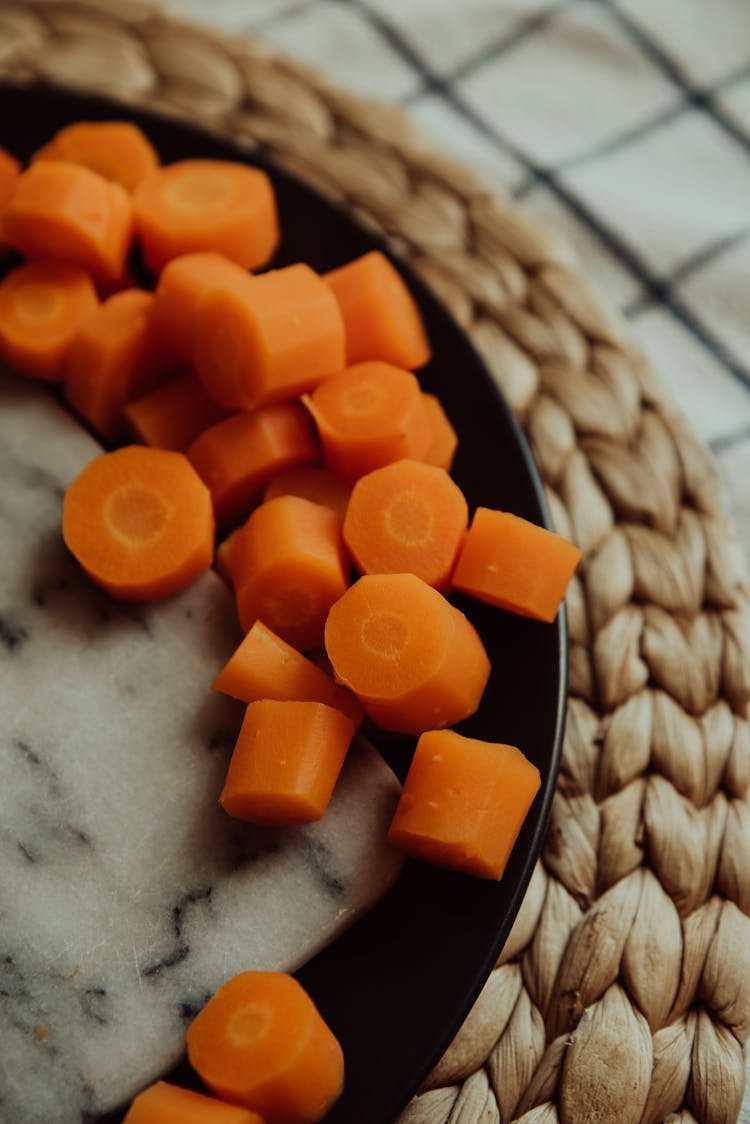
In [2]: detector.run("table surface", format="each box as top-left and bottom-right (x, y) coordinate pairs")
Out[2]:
(167, 1), (750, 1116)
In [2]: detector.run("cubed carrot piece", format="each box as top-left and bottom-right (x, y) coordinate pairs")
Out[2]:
(421, 392), (458, 472)
(213, 620), (363, 727)
(124, 1080), (265, 1123)
(0, 262), (98, 382)
(151, 251), (251, 362)
(4, 160), (134, 285)
(232, 495), (350, 651)
(133, 158), (279, 272)
(32, 121), (159, 193)
(388, 729), (541, 880)
(186, 971), (344, 1123)
(324, 573), (490, 736)
(124, 371), (229, 451)
(304, 361), (431, 483)
(186, 402), (320, 529)
(220, 699), (355, 825)
(451, 508), (581, 623)
(324, 250), (430, 370)
(193, 263), (345, 411)
(64, 289), (178, 442)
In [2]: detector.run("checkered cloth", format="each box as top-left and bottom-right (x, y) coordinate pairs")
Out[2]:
(168, 1), (750, 1115)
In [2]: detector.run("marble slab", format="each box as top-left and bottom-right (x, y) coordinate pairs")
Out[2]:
(0, 371), (403, 1124)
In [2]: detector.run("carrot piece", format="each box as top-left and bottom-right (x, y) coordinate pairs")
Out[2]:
(124, 1080), (265, 1124)
(452, 508), (581, 623)
(186, 971), (344, 1124)
(62, 445), (214, 601)
(342, 459), (468, 592)
(32, 121), (159, 193)
(387, 729), (541, 880)
(0, 262), (98, 382)
(263, 467), (351, 523)
(64, 289), (178, 442)
(186, 401), (320, 528)
(220, 699), (355, 825)
(151, 251), (251, 362)
(4, 160), (133, 284)
(193, 264), (345, 411)
(0, 146), (21, 246)
(304, 361), (430, 483)
(213, 620), (364, 727)
(324, 573), (490, 736)
(124, 370), (229, 451)
(215, 527), (242, 586)
(421, 392), (458, 472)
(324, 250), (430, 370)
(232, 495), (350, 651)
(133, 159), (279, 272)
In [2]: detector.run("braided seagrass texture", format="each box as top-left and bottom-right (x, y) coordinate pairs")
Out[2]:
(2, 2), (750, 1120)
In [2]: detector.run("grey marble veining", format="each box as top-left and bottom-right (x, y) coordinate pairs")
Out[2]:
(0, 371), (403, 1124)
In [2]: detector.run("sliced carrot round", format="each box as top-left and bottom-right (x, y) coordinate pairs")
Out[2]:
(62, 445), (214, 601)
(421, 392), (458, 472)
(32, 121), (159, 193)
(124, 1080), (264, 1123)
(134, 159), (279, 272)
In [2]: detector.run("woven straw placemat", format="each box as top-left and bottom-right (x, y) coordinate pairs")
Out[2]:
(2, 3), (750, 1121)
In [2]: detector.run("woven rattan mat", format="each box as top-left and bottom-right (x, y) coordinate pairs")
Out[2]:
(3, 2), (750, 1121)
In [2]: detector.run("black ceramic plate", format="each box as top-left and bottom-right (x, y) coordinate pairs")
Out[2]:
(1, 83), (566, 1124)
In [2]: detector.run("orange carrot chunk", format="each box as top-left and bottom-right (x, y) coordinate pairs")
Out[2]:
(124, 370), (229, 451)
(4, 160), (133, 284)
(387, 729), (541, 880)
(220, 699), (355, 825)
(0, 146), (21, 245)
(342, 459), (468, 592)
(124, 1080), (265, 1124)
(263, 467), (351, 523)
(186, 401), (320, 529)
(62, 445), (214, 601)
(213, 620), (363, 727)
(0, 262), (98, 382)
(215, 527), (242, 587)
(304, 361), (430, 483)
(186, 971), (344, 1124)
(324, 250), (430, 370)
(32, 121), (159, 193)
(421, 392), (458, 472)
(65, 289), (178, 442)
(194, 264), (345, 411)
(133, 159), (279, 273)
(451, 508), (581, 623)
(324, 573), (490, 736)
(231, 495), (350, 651)
(151, 251), (251, 362)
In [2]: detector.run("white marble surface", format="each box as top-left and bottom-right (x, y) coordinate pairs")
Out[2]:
(0, 370), (402, 1124)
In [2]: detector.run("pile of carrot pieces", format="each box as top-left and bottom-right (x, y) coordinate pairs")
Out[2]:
(1, 120), (582, 1121)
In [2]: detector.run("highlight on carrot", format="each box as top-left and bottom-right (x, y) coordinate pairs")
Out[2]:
(123, 1080), (265, 1124)
(65, 288), (178, 442)
(421, 392), (458, 472)
(4, 159), (133, 284)
(133, 158), (279, 272)
(124, 370), (229, 452)
(32, 120), (159, 193)
(263, 467), (351, 523)
(220, 699), (355, 825)
(342, 458), (468, 592)
(186, 401), (320, 528)
(0, 262), (98, 382)
(62, 445), (214, 601)
(212, 620), (363, 727)
(324, 250), (430, 370)
(451, 508), (581, 623)
(193, 263), (345, 411)
(324, 573), (490, 736)
(186, 970), (344, 1124)
(151, 251), (251, 362)
(387, 729), (541, 880)
(231, 495), (350, 651)
(304, 361), (430, 483)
